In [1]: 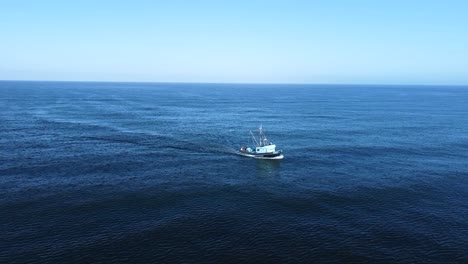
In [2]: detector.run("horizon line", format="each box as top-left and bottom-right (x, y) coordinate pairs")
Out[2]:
(1, 79), (467, 87)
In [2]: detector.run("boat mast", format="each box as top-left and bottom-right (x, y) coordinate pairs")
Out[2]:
(259, 124), (263, 146)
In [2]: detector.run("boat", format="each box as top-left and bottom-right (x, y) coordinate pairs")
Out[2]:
(239, 125), (283, 159)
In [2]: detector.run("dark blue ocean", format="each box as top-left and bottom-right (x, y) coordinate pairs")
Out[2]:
(1, 81), (468, 263)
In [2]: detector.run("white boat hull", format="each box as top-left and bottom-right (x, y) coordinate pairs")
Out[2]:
(238, 151), (284, 160)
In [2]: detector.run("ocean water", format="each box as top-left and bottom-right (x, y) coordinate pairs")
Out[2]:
(1, 81), (468, 263)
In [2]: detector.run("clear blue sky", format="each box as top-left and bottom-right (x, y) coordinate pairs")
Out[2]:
(1, 0), (467, 85)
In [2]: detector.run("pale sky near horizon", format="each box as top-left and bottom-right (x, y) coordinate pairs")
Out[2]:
(1, 0), (467, 85)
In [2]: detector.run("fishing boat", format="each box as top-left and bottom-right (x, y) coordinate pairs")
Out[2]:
(239, 125), (283, 159)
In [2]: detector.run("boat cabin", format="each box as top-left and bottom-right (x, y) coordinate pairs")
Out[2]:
(256, 144), (276, 153)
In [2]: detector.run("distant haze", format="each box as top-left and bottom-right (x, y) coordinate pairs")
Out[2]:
(1, 0), (468, 85)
